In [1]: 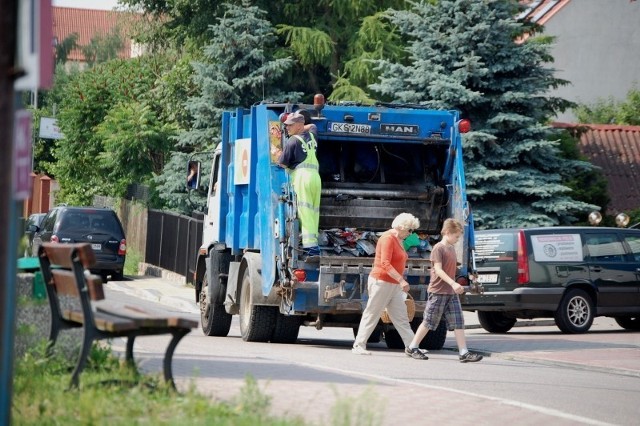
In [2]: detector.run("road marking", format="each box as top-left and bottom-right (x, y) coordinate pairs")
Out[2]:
(289, 360), (615, 426)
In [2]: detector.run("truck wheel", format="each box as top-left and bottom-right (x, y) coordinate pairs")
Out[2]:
(271, 314), (301, 343)
(383, 328), (404, 349)
(200, 273), (232, 336)
(411, 318), (447, 350)
(352, 327), (382, 343)
(554, 288), (594, 333)
(477, 311), (516, 333)
(614, 316), (640, 330)
(239, 267), (277, 342)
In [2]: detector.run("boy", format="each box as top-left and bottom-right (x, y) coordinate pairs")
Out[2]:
(406, 218), (483, 362)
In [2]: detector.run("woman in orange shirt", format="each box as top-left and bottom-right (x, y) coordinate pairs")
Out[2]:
(352, 213), (428, 360)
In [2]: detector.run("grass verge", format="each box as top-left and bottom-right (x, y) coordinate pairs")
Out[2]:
(12, 343), (305, 425)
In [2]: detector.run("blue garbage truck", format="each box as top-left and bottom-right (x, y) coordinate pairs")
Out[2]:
(193, 97), (474, 350)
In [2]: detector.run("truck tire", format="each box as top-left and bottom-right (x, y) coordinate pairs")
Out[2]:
(614, 316), (640, 330)
(383, 328), (404, 349)
(271, 314), (301, 343)
(200, 251), (232, 336)
(352, 327), (382, 344)
(239, 266), (277, 342)
(385, 319), (447, 350)
(477, 311), (516, 333)
(554, 288), (594, 334)
(411, 318), (447, 350)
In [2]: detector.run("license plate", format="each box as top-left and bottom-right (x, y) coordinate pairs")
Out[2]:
(329, 122), (371, 135)
(91, 243), (102, 251)
(477, 273), (498, 284)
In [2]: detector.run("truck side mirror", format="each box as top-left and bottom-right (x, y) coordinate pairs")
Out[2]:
(187, 161), (201, 190)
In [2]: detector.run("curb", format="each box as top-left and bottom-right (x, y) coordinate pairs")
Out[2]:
(465, 319), (557, 330)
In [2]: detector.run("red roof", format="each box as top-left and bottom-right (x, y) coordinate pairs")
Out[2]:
(53, 7), (134, 62)
(553, 122), (640, 214)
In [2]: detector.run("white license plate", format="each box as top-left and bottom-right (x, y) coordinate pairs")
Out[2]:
(477, 274), (498, 284)
(91, 243), (102, 251)
(329, 122), (371, 135)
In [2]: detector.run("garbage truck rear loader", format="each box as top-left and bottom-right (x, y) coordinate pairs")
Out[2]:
(193, 98), (474, 350)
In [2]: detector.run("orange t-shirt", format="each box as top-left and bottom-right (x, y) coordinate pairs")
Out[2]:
(370, 231), (408, 284)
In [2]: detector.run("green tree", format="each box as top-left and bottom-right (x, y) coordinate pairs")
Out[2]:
(82, 27), (125, 67)
(154, 0), (297, 213)
(54, 33), (79, 65)
(574, 87), (640, 125)
(119, 0), (409, 102)
(371, 0), (597, 229)
(52, 55), (184, 205)
(95, 101), (177, 196)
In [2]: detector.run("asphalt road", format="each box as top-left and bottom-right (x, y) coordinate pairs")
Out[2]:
(104, 277), (640, 425)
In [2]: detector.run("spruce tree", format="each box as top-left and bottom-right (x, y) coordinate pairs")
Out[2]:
(371, 0), (598, 228)
(155, 0), (297, 213)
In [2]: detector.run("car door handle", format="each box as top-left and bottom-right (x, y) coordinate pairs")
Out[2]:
(590, 266), (602, 272)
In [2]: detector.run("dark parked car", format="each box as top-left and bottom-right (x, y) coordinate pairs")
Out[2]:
(24, 213), (47, 256)
(463, 227), (640, 333)
(31, 206), (127, 281)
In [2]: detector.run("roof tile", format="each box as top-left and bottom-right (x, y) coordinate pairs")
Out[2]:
(53, 7), (134, 62)
(553, 122), (640, 213)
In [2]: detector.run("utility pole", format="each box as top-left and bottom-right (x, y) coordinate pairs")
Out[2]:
(0, 0), (20, 424)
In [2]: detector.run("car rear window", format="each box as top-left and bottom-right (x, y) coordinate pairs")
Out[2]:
(475, 231), (517, 262)
(60, 210), (123, 235)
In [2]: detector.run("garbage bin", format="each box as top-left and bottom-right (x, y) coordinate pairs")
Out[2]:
(17, 257), (45, 300)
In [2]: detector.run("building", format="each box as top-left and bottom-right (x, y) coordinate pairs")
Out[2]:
(521, 0), (640, 122)
(53, 6), (138, 67)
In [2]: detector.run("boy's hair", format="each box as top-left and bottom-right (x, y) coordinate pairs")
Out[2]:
(441, 218), (463, 235)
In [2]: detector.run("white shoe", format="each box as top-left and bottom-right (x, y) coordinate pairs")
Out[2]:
(352, 345), (372, 355)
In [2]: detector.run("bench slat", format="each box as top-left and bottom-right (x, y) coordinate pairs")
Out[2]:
(63, 309), (139, 332)
(50, 270), (80, 296)
(96, 300), (198, 329)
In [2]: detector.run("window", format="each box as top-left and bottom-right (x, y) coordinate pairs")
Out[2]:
(585, 233), (625, 262)
(623, 235), (640, 262)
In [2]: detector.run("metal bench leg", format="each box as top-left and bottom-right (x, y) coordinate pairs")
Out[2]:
(125, 335), (137, 366)
(162, 329), (191, 389)
(46, 318), (60, 357)
(69, 329), (95, 389)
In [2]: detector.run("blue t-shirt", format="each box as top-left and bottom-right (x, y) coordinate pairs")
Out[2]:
(278, 125), (318, 170)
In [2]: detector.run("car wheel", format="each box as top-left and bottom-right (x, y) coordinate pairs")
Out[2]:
(614, 316), (640, 330)
(477, 311), (517, 333)
(554, 288), (594, 333)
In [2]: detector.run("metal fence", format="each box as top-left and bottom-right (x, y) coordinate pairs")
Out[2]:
(145, 209), (204, 282)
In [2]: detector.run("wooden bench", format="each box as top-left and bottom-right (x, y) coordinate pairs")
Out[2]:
(38, 242), (198, 389)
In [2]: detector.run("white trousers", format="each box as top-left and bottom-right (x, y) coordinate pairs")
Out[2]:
(353, 276), (415, 348)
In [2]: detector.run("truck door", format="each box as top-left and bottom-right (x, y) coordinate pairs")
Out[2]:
(202, 150), (222, 245)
